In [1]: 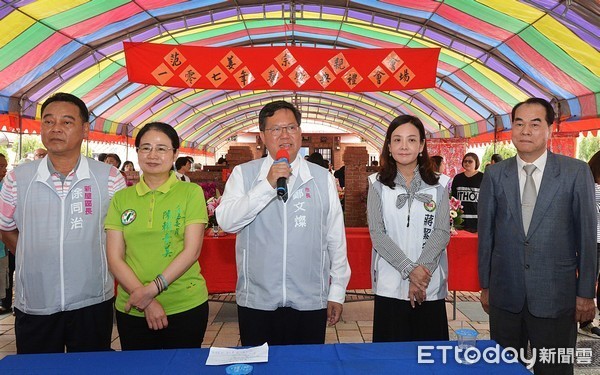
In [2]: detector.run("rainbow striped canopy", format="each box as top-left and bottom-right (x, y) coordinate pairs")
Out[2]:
(0, 0), (598, 151)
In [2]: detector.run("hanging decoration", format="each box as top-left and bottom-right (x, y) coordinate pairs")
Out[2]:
(124, 43), (439, 92)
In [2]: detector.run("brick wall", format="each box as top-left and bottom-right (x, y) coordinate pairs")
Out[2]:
(223, 141), (264, 160)
(226, 146), (254, 168)
(342, 146), (370, 227)
(217, 133), (349, 168)
(187, 170), (226, 196)
(188, 170), (222, 184)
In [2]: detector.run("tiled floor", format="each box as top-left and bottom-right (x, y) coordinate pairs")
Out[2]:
(1, 291), (598, 374)
(0, 290), (486, 357)
(201, 290), (490, 348)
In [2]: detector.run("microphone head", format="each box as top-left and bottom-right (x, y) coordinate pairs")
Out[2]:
(275, 149), (290, 162)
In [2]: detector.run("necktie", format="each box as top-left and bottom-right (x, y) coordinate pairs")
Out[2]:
(522, 164), (537, 234)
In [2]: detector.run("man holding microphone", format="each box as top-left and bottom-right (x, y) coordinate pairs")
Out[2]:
(217, 100), (350, 346)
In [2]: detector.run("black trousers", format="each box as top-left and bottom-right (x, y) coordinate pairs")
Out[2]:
(116, 302), (208, 350)
(2, 252), (14, 309)
(490, 303), (576, 375)
(237, 305), (327, 346)
(372, 295), (449, 342)
(15, 299), (114, 354)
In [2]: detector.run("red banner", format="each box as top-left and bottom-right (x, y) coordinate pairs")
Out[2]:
(124, 42), (439, 92)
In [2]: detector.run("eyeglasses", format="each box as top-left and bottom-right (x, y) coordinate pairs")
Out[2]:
(463, 160), (474, 164)
(264, 125), (300, 137)
(137, 145), (175, 154)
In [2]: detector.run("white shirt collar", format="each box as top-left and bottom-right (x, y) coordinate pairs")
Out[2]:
(257, 153), (311, 186)
(516, 150), (547, 175)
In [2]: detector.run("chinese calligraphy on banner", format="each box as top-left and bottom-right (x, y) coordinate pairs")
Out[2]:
(124, 42), (439, 92)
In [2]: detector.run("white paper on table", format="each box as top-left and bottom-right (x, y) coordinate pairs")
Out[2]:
(205, 342), (269, 366)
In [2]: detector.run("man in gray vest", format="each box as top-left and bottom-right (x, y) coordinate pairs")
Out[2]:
(0, 93), (126, 353)
(217, 100), (350, 346)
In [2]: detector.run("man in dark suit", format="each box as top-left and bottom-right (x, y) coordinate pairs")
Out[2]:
(478, 98), (597, 374)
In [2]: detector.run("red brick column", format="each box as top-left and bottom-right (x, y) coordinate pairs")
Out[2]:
(343, 146), (369, 227)
(226, 146), (254, 169)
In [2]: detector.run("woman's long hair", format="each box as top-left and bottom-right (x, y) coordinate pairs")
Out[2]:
(588, 150), (600, 184)
(378, 115), (439, 189)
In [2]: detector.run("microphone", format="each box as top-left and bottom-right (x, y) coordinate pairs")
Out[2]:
(274, 149), (290, 198)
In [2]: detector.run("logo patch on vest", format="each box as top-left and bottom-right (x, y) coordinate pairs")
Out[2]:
(424, 200), (436, 212)
(121, 209), (137, 225)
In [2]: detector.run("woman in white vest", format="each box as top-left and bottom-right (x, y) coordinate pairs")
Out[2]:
(367, 115), (451, 342)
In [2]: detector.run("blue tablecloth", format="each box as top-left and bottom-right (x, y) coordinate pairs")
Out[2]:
(0, 340), (530, 374)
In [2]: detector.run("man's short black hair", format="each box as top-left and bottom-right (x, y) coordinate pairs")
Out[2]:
(41, 92), (89, 123)
(511, 98), (555, 126)
(258, 100), (301, 131)
(491, 154), (503, 163)
(175, 156), (190, 170)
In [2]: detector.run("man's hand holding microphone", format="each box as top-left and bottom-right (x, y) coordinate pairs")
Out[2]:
(268, 149), (292, 200)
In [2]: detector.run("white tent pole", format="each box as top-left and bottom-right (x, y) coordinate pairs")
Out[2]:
(18, 96), (24, 160)
(125, 126), (129, 160)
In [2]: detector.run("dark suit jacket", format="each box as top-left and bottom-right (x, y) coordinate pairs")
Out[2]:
(478, 151), (597, 318)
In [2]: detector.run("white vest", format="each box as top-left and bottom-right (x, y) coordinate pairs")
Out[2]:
(13, 158), (114, 314)
(234, 158), (333, 310)
(370, 175), (448, 301)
